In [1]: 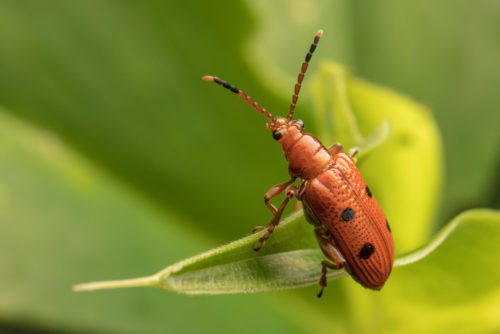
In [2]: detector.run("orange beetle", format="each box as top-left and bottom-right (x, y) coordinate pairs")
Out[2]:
(203, 30), (394, 297)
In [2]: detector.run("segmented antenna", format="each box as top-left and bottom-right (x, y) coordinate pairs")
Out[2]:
(202, 76), (274, 121)
(287, 29), (323, 121)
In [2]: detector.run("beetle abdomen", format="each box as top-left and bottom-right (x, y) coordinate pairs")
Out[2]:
(302, 153), (394, 290)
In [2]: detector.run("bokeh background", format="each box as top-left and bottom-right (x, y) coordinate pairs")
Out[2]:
(0, 0), (499, 333)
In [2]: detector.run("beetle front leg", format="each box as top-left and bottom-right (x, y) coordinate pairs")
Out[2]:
(315, 230), (346, 298)
(252, 185), (298, 251)
(260, 178), (297, 216)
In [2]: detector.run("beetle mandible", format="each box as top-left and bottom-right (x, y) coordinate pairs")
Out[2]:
(203, 30), (394, 297)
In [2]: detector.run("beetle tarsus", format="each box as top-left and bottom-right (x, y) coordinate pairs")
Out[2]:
(252, 240), (265, 252)
(317, 262), (328, 298)
(252, 224), (276, 252)
(316, 259), (342, 298)
(252, 225), (266, 233)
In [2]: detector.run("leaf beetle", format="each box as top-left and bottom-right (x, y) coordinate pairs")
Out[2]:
(203, 30), (394, 297)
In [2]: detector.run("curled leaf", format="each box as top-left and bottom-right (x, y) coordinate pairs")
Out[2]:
(353, 120), (391, 159)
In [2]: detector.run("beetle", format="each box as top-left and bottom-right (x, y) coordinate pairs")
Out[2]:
(203, 30), (394, 297)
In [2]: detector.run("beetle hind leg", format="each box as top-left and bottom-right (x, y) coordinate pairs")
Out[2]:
(318, 260), (340, 298)
(315, 230), (346, 298)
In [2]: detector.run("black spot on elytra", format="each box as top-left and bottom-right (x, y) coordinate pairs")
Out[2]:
(341, 208), (355, 221)
(386, 219), (391, 232)
(366, 185), (372, 198)
(359, 243), (374, 259)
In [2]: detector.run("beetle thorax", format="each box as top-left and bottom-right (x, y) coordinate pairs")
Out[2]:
(268, 118), (331, 180)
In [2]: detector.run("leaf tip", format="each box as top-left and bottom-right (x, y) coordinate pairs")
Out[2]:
(72, 275), (160, 292)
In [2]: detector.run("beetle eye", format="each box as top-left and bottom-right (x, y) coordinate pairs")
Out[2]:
(295, 119), (304, 129)
(272, 129), (284, 140)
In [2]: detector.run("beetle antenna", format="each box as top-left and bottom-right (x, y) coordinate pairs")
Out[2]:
(287, 29), (323, 121)
(202, 76), (274, 121)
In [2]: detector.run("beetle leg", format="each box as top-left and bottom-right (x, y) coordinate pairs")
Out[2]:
(349, 146), (360, 158)
(254, 178), (296, 232)
(253, 185), (298, 251)
(259, 178), (296, 216)
(315, 230), (346, 298)
(294, 200), (302, 212)
(318, 261), (340, 298)
(327, 143), (343, 156)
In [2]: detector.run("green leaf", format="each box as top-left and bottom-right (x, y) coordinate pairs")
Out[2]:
(75, 207), (500, 333)
(74, 212), (324, 294)
(75, 207), (500, 306)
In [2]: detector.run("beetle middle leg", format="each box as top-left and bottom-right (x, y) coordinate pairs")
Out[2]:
(315, 230), (346, 298)
(349, 147), (360, 158)
(252, 182), (298, 251)
(293, 200), (302, 212)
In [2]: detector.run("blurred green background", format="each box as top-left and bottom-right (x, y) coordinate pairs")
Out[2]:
(0, 0), (499, 333)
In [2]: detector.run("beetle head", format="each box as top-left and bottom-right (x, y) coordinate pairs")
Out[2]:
(267, 117), (304, 140)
